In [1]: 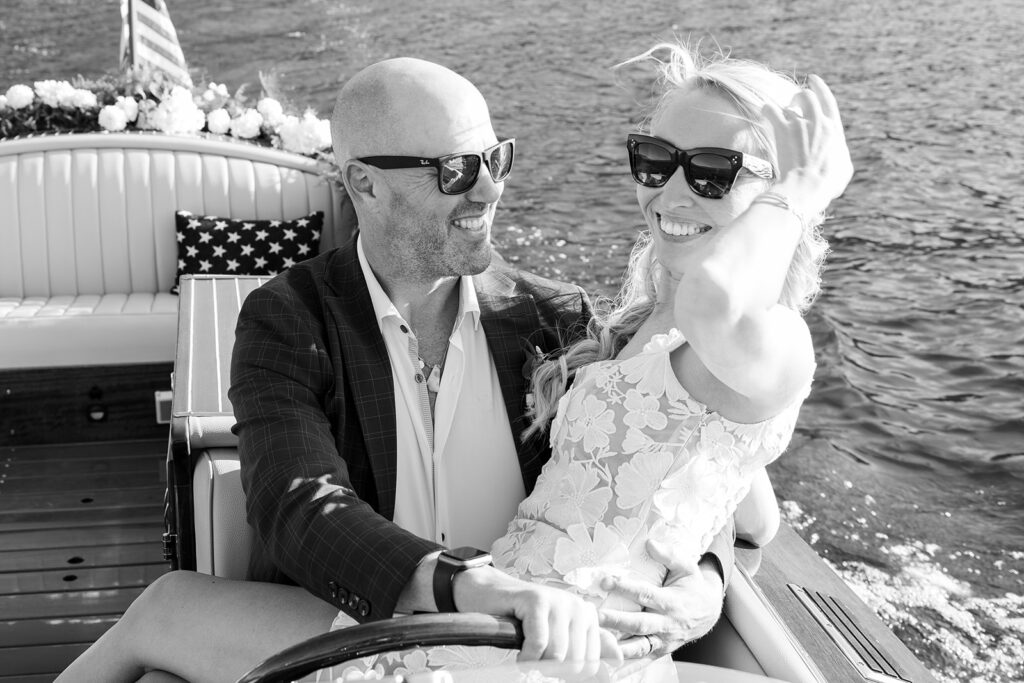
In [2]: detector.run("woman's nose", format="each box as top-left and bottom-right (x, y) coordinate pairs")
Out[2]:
(659, 168), (696, 206)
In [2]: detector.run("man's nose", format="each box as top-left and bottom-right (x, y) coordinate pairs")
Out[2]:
(467, 165), (503, 204)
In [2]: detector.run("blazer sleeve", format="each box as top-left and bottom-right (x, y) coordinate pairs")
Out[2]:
(229, 280), (440, 623)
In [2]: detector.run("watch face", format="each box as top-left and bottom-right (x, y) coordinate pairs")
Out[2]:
(445, 546), (490, 562)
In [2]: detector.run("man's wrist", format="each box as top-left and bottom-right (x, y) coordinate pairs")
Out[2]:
(433, 547), (493, 612)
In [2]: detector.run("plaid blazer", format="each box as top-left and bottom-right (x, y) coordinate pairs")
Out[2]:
(230, 234), (592, 623)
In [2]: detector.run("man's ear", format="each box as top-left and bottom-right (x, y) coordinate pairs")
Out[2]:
(343, 161), (375, 200)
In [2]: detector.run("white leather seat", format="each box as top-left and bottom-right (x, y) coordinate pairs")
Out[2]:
(0, 132), (352, 369)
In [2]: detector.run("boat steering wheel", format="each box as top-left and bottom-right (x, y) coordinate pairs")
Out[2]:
(236, 613), (524, 683)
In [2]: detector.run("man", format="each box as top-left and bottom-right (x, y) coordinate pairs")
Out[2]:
(231, 56), (733, 662)
(56, 57), (733, 682)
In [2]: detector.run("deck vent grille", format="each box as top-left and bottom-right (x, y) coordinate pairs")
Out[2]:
(789, 584), (912, 683)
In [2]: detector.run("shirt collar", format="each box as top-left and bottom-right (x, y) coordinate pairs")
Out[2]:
(356, 235), (480, 331)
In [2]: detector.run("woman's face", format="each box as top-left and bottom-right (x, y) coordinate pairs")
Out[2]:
(637, 86), (770, 276)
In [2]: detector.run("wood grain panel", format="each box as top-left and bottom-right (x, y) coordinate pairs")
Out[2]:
(0, 364), (172, 445)
(755, 524), (938, 682)
(0, 543), (163, 573)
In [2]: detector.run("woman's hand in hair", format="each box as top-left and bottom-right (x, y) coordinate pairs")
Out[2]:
(764, 74), (854, 220)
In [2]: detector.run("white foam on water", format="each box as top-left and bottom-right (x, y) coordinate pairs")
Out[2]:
(782, 500), (1024, 682)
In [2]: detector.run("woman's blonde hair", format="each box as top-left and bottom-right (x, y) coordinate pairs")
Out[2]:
(524, 40), (831, 438)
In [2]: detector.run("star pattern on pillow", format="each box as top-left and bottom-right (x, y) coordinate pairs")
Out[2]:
(173, 210), (324, 293)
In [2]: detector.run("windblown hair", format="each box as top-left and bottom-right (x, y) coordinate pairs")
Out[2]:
(524, 40), (831, 438)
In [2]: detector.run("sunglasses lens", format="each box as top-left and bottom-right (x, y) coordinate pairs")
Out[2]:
(632, 142), (675, 187)
(439, 155), (482, 194)
(688, 153), (736, 198)
(488, 140), (514, 182)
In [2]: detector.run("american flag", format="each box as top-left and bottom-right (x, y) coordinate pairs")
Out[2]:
(120, 0), (193, 88)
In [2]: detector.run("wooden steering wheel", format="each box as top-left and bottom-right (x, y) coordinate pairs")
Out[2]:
(236, 613), (524, 683)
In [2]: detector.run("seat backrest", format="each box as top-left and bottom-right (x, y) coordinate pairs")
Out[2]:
(0, 132), (352, 299)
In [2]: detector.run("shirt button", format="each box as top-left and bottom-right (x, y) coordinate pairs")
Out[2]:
(441, 533), (446, 542)
(400, 325), (408, 333)
(415, 373), (424, 383)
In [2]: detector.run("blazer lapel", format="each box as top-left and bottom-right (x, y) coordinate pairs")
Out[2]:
(475, 270), (550, 494)
(322, 239), (400, 519)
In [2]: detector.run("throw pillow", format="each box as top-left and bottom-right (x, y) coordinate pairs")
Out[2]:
(173, 210), (324, 293)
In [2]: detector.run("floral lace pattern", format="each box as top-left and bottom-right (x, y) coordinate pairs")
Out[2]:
(493, 328), (808, 601)
(320, 328), (808, 681)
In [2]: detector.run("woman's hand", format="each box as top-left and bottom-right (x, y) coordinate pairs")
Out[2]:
(764, 74), (854, 219)
(598, 553), (724, 659)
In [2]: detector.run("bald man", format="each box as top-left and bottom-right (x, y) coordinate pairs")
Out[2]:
(56, 58), (731, 682)
(231, 56), (613, 658)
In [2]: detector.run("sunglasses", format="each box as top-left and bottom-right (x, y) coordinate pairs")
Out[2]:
(357, 138), (515, 196)
(626, 134), (773, 198)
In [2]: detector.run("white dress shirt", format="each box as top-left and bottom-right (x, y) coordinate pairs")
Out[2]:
(356, 238), (525, 550)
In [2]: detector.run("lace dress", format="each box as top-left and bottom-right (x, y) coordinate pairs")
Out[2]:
(320, 328), (808, 682)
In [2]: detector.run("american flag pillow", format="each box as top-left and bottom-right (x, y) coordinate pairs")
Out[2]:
(173, 210), (324, 293)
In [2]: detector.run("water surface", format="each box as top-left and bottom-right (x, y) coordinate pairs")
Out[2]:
(3, 1), (1022, 680)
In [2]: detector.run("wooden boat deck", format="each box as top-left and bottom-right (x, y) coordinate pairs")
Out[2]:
(0, 438), (169, 682)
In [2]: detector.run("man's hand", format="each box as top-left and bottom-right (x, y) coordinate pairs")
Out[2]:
(598, 554), (724, 659)
(454, 565), (622, 663)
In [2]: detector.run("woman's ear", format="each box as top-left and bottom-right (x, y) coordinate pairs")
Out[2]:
(343, 161), (375, 200)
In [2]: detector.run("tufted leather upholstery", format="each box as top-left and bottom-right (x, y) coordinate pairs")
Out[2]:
(0, 132), (353, 369)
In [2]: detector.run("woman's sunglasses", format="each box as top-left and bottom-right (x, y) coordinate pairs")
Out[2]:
(626, 134), (773, 199)
(357, 138), (515, 196)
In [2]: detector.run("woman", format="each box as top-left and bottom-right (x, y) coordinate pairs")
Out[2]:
(57, 41), (851, 682)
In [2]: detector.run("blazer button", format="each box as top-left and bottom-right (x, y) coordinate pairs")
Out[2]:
(327, 581), (339, 600)
(337, 587), (349, 604)
(348, 593), (360, 610)
(357, 600), (370, 617)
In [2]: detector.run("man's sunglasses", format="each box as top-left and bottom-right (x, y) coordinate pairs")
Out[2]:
(626, 134), (773, 199)
(357, 138), (515, 196)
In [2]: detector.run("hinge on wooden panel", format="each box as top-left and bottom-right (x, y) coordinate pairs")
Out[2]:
(162, 532), (177, 563)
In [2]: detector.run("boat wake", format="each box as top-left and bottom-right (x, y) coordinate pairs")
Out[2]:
(782, 500), (1024, 683)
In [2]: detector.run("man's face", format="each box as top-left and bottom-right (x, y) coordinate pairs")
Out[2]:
(370, 95), (505, 282)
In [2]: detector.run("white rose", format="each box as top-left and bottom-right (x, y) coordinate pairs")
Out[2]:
(115, 96), (139, 122)
(0, 95), (7, 110)
(278, 111), (331, 155)
(98, 105), (129, 131)
(230, 108), (264, 139)
(146, 86), (205, 134)
(256, 97), (285, 128)
(34, 80), (76, 107)
(5, 84), (35, 109)
(206, 108), (231, 135)
(69, 88), (98, 109)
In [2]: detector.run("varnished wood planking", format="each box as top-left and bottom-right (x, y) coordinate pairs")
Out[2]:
(0, 563), (167, 593)
(0, 486), (165, 514)
(0, 504), (164, 532)
(757, 524), (938, 682)
(0, 437), (169, 679)
(0, 363), (172, 445)
(0, 643), (91, 677)
(0, 615), (120, 649)
(2, 439), (167, 462)
(1, 523), (163, 551)
(0, 586), (146, 620)
(0, 543), (163, 573)
(0, 673), (58, 683)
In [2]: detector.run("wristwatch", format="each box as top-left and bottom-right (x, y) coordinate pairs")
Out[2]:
(433, 546), (492, 613)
